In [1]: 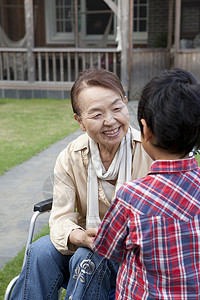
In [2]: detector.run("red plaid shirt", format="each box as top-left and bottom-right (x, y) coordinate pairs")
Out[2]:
(93, 157), (200, 299)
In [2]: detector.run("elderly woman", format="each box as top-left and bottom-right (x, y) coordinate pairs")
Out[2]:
(10, 68), (152, 300)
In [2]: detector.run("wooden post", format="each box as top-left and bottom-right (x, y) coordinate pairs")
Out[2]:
(174, 0), (181, 66)
(167, 0), (173, 49)
(75, 0), (79, 47)
(128, 0), (133, 97)
(24, 0), (35, 82)
(167, 0), (174, 68)
(120, 0), (130, 93)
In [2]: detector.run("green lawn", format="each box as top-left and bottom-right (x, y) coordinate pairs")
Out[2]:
(0, 98), (78, 299)
(196, 153), (200, 165)
(0, 98), (79, 175)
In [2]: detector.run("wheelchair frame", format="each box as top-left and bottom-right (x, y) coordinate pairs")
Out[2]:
(4, 198), (62, 300)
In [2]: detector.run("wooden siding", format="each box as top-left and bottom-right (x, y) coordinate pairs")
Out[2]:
(130, 48), (169, 98)
(175, 49), (200, 81)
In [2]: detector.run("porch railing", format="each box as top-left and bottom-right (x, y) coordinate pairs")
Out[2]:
(0, 47), (120, 83)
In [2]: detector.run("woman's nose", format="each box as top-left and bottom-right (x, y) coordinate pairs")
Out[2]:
(103, 113), (115, 125)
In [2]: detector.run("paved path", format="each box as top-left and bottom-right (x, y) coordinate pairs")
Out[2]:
(0, 101), (139, 270)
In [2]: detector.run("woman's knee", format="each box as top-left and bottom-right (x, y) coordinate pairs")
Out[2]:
(25, 235), (70, 290)
(28, 235), (51, 261)
(70, 247), (96, 264)
(69, 247), (108, 275)
(27, 235), (67, 267)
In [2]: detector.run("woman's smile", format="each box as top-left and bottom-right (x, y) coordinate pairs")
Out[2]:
(102, 126), (121, 137)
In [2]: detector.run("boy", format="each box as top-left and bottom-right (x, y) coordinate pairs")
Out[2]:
(93, 68), (200, 299)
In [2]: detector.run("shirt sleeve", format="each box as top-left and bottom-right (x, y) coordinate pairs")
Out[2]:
(93, 195), (129, 262)
(49, 146), (83, 255)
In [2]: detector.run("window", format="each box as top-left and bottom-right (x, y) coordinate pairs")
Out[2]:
(79, 0), (114, 44)
(133, 0), (148, 42)
(45, 0), (114, 44)
(85, 0), (114, 35)
(45, 0), (148, 45)
(45, 0), (77, 43)
(55, 0), (74, 34)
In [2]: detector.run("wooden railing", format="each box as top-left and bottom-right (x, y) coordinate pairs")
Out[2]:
(0, 48), (27, 81)
(0, 47), (120, 82)
(1, 47), (200, 98)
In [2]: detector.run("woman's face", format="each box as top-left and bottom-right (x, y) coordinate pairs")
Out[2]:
(74, 86), (130, 153)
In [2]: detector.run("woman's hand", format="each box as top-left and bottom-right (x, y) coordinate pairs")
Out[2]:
(69, 228), (98, 250)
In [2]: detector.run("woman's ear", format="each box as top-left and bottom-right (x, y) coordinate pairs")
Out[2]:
(124, 96), (128, 103)
(140, 119), (152, 142)
(74, 113), (86, 132)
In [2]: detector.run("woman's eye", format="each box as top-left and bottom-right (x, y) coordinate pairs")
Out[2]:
(93, 114), (101, 119)
(114, 107), (122, 112)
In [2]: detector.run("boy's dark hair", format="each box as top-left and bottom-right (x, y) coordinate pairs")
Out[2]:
(71, 67), (125, 115)
(137, 68), (200, 156)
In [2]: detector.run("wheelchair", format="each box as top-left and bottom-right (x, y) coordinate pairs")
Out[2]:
(4, 198), (63, 300)
(4, 198), (116, 299)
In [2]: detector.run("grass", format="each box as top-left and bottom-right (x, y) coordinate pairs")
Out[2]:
(196, 153), (200, 165)
(0, 98), (79, 175)
(0, 224), (50, 300)
(0, 98), (78, 298)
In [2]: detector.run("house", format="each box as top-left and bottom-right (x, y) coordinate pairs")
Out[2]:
(0, 0), (200, 99)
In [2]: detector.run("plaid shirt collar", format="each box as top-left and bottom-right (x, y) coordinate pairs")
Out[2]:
(149, 156), (198, 175)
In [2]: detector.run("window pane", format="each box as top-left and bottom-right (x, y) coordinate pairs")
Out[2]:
(134, 6), (137, 18)
(86, 0), (109, 10)
(56, 0), (62, 5)
(64, 0), (71, 4)
(56, 7), (63, 18)
(139, 20), (146, 31)
(65, 8), (70, 19)
(87, 13), (113, 35)
(65, 21), (72, 32)
(140, 6), (146, 18)
(86, 0), (113, 35)
(55, 0), (72, 33)
(56, 21), (62, 32)
(133, 0), (147, 33)
(134, 20), (138, 31)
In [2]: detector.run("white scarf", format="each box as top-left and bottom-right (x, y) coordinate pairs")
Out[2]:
(86, 128), (132, 229)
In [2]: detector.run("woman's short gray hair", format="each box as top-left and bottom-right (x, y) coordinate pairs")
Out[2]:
(70, 68), (125, 115)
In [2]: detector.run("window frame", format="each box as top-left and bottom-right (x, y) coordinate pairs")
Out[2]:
(45, 0), (75, 44)
(45, 0), (148, 45)
(133, 0), (148, 43)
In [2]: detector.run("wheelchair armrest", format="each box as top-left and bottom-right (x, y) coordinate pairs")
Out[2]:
(33, 198), (53, 213)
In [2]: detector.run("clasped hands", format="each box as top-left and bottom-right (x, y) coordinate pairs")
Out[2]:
(69, 228), (98, 250)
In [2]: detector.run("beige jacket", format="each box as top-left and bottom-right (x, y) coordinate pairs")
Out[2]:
(49, 127), (152, 254)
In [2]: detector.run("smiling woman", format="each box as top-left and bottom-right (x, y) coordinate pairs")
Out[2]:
(74, 86), (129, 165)
(0, 98), (79, 175)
